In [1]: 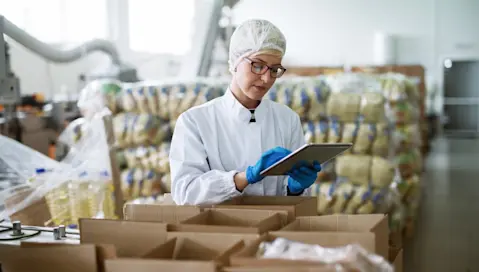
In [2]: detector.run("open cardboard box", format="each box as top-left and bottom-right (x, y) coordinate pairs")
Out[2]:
(123, 203), (202, 223)
(272, 214), (389, 259)
(0, 243), (115, 272)
(171, 208), (284, 234)
(79, 218), (168, 257)
(215, 196), (317, 223)
(104, 232), (250, 272)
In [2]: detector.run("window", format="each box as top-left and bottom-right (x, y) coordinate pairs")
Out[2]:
(0, 0), (107, 44)
(128, 0), (195, 55)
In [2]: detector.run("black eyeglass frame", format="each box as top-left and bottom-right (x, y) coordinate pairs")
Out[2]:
(243, 57), (287, 78)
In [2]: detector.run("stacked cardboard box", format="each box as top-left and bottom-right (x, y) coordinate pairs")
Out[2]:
(0, 196), (403, 271)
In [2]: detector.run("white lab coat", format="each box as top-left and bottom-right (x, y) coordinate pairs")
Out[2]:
(169, 89), (309, 205)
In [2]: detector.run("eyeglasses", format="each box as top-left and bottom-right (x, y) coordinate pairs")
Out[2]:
(243, 58), (286, 78)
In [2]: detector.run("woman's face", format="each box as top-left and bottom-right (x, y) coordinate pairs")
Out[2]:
(234, 54), (283, 101)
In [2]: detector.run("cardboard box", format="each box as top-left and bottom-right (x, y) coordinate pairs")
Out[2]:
(215, 196), (317, 223)
(390, 248), (403, 272)
(104, 232), (247, 272)
(0, 244), (100, 272)
(79, 218), (168, 257)
(123, 204), (202, 223)
(231, 233), (366, 267)
(273, 214), (389, 259)
(171, 209), (283, 234)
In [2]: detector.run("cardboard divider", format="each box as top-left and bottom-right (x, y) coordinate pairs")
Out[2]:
(104, 232), (247, 272)
(79, 218), (168, 257)
(123, 204), (202, 223)
(215, 196), (318, 223)
(171, 209), (283, 234)
(273, 214), (389, 259)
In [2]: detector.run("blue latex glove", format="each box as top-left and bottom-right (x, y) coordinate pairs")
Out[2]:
(287, 161), (322, 194)
(246, 147), (292, 184)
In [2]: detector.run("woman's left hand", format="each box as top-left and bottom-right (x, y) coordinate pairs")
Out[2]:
(286, 161), (322, 194)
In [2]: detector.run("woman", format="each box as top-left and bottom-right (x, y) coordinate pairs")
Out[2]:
(169, 19), (321, 205)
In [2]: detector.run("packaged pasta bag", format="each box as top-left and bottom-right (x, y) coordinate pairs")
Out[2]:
(193, 86), (219, 107)
(290, 83), (310, 120)
(316, 160), (336, 182)
(326, 92), (361, 123)
(393, 124), (421, 152)
(145, 85), (160, 115)
(330, 181), (355, 214)
(132, 85), (150, 113)
(158, 84), (170, 120)
(327, 120), (342, 143)
(335, 154), (371, 186)
(157, 142), (171, 174)
(141, 169), (162, 197)
(370, 187), (390, 214)
(150, 123), (171, 146)
(161, 173), (172, 193)
(343, 185), (372, 214)
(381, 76), (408, 102)
(341, 123), (358, 148)
(113, 113), (134, 147)
(311, 182), (335, 215)
(386, 100), (420, 125)
(305, 79), (330, 121)
(136, 146), (152, 169)
(353, 124), (377, 154)
(314, 120), (329, 143)
(120, 168), (143, 200)
(131, 114), (160, 146)
(121, 86), (137, 112)
(123, 147), (140, 168)
(371, 123), (391, 158)
(303, 121), (315, 144)
(359, 92), (386, 123)
(146, 145), (160, 170)
(168, 83), (187, 121)
(276, 83), (293, 107)
(370, 156), (396, 188)
(178, 83), (203, 114)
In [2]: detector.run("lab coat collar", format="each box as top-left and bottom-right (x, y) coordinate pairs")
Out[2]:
(223, 88), (269, 123)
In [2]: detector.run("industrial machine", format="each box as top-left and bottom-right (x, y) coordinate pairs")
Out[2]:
(0, 220), (80, 246)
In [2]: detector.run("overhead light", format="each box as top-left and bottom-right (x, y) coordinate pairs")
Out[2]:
(444, 59), (452, 69)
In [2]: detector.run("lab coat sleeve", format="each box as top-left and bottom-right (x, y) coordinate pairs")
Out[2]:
(169, 112), (242, 205)
(283, 114), (312, 196)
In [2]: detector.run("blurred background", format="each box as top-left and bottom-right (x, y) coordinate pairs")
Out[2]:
(0, 0), (478, 271)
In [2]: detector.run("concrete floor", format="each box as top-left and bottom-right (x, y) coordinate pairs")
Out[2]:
(404, 137), (479, 272)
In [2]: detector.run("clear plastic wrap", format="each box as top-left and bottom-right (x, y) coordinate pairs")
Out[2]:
(0, 81), (117, 225)
(256, 237), (393, 272)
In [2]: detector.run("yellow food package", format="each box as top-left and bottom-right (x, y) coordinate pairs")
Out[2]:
(359, 92), (386, 123)
(312, 182), (335, 215)
(141, 169), (162, 197)
(326, 92), (361, 122)
(168, 84), (187, 122)
(161, 173), (172, 193)
(314, 121), (329, 143)
(327, 121), (342, 143)
(158, 85), (170, 120)
(276, 83), (293, 107)
(330, 182), (354, 214)
(305, 79), (329, 121)
(371, 123), (391, 158)
(335, 154), (372, 186)
(370, 156), (395, 188)
(145, 86), (159, 115)
(178, 83), (201, 115)
(354, 124), (377, 154)
(291, 83), (309, 119)
(121, 168), (143, 200)
(341, 123), (358, 146)
(303, 121), (315, 144)
(132, 86), (149, 113)
(343, 186), (371, 214)
(121, 87), (137, 112)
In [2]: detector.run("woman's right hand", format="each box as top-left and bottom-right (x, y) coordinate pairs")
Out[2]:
(245, 146), (292, 184)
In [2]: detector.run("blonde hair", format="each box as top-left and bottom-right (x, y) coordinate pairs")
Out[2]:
(250, 49), (283, 59)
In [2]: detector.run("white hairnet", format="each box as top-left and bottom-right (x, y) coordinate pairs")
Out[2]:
(228, 19), (286, 72)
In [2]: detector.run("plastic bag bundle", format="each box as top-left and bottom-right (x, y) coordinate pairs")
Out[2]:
(112, 113), (171, 148)
(120, 168), (163, 200)
(77, 79), (123, 117)
(311, 180), (390, 215)
(123, 143), (170, 174)
(257, 237), (393, 272)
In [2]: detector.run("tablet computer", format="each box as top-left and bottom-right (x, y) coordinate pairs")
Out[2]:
(260, 143), (353, 176)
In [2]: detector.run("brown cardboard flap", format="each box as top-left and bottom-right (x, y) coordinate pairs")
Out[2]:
(390, 248), (403, 272)
(105, 259), (216, 272)
(224, 267), (337, 272)
(123, 204), (202, 223)
(79, 218), (168, 257)
(4, 188), (52, 227)
(216, 196), (317, 222)
(167, 231), (260, 244)
(0, 244), (98, 272)
(231, 233), (376, 267)
(279, 214), (389, 259)
(175, 209), (283, 234)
